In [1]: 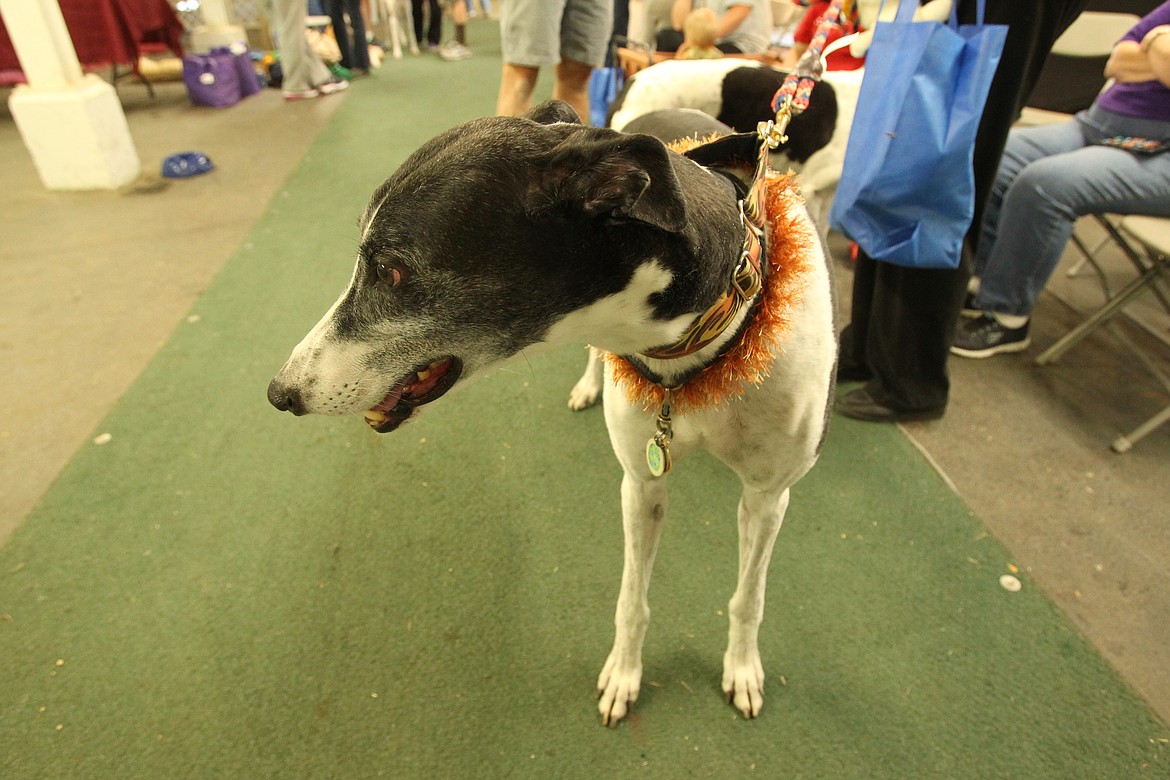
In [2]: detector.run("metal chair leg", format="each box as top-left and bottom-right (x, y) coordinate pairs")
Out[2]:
(1036, 263), (1164, 365)
(1113, 403), (1170, 453)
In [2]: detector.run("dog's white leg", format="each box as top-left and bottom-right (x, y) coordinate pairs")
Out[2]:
(597, 471), (667, 726)
(407, 7), (420, 55)
(567, 347), (604, 411)
(390, 15), (403, 59)
(722, 484), (789, 719)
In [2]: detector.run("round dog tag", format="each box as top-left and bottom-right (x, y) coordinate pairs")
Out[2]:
(646, 437), (671, 477)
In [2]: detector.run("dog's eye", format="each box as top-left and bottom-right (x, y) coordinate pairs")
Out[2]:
(376, 262), (405, 287)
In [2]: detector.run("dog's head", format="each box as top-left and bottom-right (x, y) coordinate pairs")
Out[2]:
(268, 101), (735, 433)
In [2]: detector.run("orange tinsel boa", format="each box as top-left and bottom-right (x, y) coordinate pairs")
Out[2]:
(605, 171), (814, 413)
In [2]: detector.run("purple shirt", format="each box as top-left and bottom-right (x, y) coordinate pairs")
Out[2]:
(1095, 1), (1170, 120)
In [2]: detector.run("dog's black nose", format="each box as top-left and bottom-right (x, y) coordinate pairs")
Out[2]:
(267, 378), (306, 416)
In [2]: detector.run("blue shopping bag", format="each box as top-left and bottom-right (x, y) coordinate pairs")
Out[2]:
(589, 36), (631, 127)
(829, 0), (1007, 268)
(589, 63), (623, 127)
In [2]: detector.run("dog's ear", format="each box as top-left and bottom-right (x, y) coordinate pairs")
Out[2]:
(524, 100), (582, 126)
(682, 132), (760, 171)
(529, 132), (686, 233)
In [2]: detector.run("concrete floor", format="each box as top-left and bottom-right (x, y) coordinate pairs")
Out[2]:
(2, 77), (1168, 728)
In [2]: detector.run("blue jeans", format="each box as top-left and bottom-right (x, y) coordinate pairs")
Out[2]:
(973, 104), (1170, 318)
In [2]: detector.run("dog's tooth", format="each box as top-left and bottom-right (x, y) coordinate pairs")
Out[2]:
(416, 369), (431, 382)
(364, 409), (388, 424)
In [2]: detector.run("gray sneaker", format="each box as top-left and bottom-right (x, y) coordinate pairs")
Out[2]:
(438, 41), (472, 61)
(951, 314), (1031, 358)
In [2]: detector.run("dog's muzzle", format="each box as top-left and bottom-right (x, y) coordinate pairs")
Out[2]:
(266, 356), (463, 433)
(363, 356), (463, 433)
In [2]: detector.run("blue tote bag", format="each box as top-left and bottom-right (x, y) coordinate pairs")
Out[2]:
(589, 63), (623, 127)
(589, 37), (627, 127)
(829, 0), (1007, 269)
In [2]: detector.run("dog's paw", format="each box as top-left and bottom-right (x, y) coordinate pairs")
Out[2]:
(722, 650), (766, 719)
(596, 654), (641, 727)
(567, 375), (602, 411)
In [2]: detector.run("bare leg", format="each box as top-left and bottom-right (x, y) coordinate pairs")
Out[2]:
(497, 63), (539, 116)
(448, 0), (467, 42)
(553, 57), (593, 124)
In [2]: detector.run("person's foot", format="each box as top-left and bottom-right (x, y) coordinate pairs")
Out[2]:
(951, 314), (1030, 358)
(438, 41), (473, 61)
(282, 88), (319, 101)
(835, 388), (945, 423)
(835, 363), (872, 383)
(316, 79), (350, 96)
(960, 291), (982, 318)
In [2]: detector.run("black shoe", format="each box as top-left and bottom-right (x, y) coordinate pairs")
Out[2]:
(961, 291), (982, 318)
(835, 363), (872, 383)
(951, 314), (1030, 358)
(835, 388), (945, 423)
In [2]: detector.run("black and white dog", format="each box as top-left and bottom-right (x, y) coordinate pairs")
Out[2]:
(609, 58), (862, 234)
(268, 101), (837, 726)
(608, 59), (838, 164)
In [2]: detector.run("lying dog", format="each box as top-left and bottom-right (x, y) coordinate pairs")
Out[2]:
(268, 100), (837, 725)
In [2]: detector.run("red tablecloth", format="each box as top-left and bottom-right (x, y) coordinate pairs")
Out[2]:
(0, 0), (184, 79)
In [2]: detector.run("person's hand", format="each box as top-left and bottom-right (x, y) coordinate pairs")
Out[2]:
(1105, 40), (1155, 83)
(1140, 24), (1170, 85)
(1140, 24), (1170, 53)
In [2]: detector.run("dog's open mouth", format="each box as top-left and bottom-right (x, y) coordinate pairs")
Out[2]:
(363, 356), (463, 433)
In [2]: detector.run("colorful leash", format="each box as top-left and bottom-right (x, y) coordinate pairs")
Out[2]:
(642, 2), (854, 478)
(760, 0), (852, 150)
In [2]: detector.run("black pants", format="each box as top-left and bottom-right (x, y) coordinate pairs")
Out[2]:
(326, 0), (370, 70)
(412, 0), (442, 47)
(837, 0), (1088, 412)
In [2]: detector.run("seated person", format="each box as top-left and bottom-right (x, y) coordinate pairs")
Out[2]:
(655, 0), (773, 55)
(952, 3), (1170, 358)
(784, 0), (864, 71)
(678, 8), (725, 59)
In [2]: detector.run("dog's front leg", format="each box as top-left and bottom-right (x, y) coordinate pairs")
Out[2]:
(567, 347), (604, 411)
(389, 15), (403, 59)
(597, 471), (667, 727)
(722, 485), (790, 719)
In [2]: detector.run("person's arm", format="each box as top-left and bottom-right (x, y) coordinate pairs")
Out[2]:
(1142, 24), (1170, 86)
(781, 41), (808, 68)
(716, 2), (752, 37)
(671, 0), (695, 29)
(1105, 26), (1170, 87)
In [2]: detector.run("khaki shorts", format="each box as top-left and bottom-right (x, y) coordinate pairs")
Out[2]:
(499, 0), (613, 68)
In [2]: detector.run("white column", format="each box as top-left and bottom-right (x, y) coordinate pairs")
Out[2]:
(189, 0), (247, 52)
(1, 0), (141, 190)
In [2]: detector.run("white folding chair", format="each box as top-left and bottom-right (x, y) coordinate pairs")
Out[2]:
(1036, 215), (1170, 452)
